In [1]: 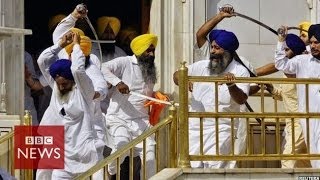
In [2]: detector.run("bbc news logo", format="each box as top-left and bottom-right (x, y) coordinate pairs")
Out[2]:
(14, 126), (64, 169)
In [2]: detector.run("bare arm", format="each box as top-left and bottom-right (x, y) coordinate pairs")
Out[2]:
(224, 72), (248, 104)
(255, 63), (278, 76)
(227, 84), (248, 104)
(173, 71), (179, 85)
(196, 7), (235, 48)
(25, 76), (44, 91)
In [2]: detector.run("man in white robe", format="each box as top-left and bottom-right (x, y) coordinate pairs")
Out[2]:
(193, 6), (253, 167)
(174, 29), (250, 168)
(101, 34), (158, 179)
(52, 5), (109, 160)
(275, 24), (320, 168)
(254, 34), (311, 168)
(36, 32), (101, 179)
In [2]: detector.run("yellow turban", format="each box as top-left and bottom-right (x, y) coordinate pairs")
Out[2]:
(48, 14), (66, 32)
(70, 28), (85, 36)
(65, 36), (92, 57)
(298, 21), (311, 36)
(97, 16), (121, 38)
(130, 34), (158, 56)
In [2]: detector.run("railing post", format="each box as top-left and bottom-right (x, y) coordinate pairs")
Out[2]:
(23, 110), (33, 180)
(169, 104), (177, 168)
(178, 61), (191, 168)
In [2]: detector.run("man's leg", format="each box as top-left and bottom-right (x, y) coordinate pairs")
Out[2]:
(36, 169), (52, 180)
(204, 127), (231, 168)
(139, 143), (156, 179)
(52, 169), (79, 179)
(108, 124), (131, 175)
(282, 118), (311, 168)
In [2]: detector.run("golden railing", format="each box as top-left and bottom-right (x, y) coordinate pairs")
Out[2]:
(75, 105), (178, 180)
(0, 130), (14, 175)
(0, 110), (33, 179)
(177, 62), (320, 167)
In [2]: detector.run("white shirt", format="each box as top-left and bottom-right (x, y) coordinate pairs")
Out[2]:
(101, 55), (154, 122)
(52, 12), (107, 117)
(194, 40), (256, 75)
(188, 59), (250, 127)
(275, 41), (320, 113)
(37, 43), (99, 173)
(275, 41), (320, 168)
(92, 43), (127, 63)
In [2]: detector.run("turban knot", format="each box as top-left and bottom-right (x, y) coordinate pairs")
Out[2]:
(130, 34), (158, 56)
(97, 16), (121, 37)
(65, 35), (92, 57)
(49, 59), (74, 81)
(209, 29), (239, 52)
(299, 21), (311, 36)
(308, 24), (320, 41)
(285, 34), (306, 55)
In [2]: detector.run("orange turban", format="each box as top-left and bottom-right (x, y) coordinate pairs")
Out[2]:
(48, 14), (66, 32)
(97, 16), (121, 38)
(65, 36), (92, 57)
(299, 21), (311, 36)
(70, 28), (85, 36)
(130, 34), (158, 56)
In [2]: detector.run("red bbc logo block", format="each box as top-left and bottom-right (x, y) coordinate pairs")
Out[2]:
(14, 126), (64, 169)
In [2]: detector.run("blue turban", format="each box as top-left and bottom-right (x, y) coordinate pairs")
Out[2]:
(308, 24), (320, 41)
(49, 59), (74, 81)
(285, 34), (306, 55)
(209, 29), (239, 52)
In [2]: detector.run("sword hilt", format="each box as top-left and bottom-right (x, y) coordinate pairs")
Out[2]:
(76, 3), (88, 15)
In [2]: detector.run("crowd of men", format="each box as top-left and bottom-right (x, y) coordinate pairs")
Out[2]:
(20, 3), (320, 180)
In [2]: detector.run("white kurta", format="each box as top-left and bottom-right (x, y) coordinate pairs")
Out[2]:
(188, 59), (250, 168)
(52, 13), (108, 158)
(193, 40), (253, 167)
(101, 55), (156, 177)
(36, 44), (100, 179)
(275, 41), (320, 168)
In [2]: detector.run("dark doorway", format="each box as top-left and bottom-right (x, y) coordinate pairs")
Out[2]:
(25, 0), (150, 56)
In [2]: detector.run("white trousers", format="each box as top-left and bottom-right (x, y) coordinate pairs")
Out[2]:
(106, 116), (156, 178)
(189, 123), (231, 168)
(301, 118), (320, 168)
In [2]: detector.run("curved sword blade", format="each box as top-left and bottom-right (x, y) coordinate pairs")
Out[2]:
(234, 12), (278, 35)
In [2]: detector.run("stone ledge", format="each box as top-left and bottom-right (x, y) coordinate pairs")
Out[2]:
(150, 168), (183, 180)
(0, 26), (32, 41)
(182, 168), (320, 174)
(151, 168), (320, 180)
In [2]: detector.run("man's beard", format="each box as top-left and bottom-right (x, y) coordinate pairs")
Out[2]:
(102, 43), (115, 53)
(208, 52), (232, 75)
(311, 47), (320, 60)
(54, 85), (73, 103)
(138, 55), (157, 84)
